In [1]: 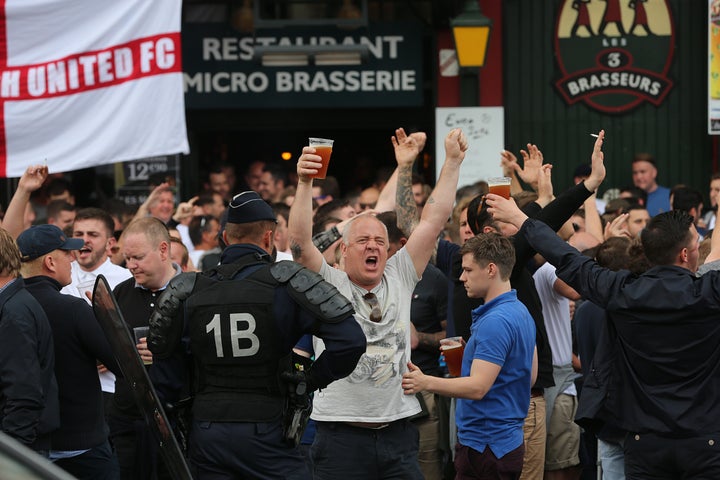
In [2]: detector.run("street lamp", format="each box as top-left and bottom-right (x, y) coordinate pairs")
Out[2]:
(451, 1), (493, 68)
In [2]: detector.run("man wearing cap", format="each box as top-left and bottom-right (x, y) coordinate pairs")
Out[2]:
(0, 227), (59, 454)
(17, 224), (121, 478)
(110, 216), (182, 480)
(148, 191), (366, 480)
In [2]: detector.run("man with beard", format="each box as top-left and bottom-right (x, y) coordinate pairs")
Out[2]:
(60, 208), (132, 421)
(61, 208), (132, 298)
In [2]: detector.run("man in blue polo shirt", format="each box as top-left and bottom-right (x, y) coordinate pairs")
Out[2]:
(402, 233), (537, 479)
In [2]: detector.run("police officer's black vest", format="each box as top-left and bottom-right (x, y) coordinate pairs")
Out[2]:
(185, 254), (286, 422)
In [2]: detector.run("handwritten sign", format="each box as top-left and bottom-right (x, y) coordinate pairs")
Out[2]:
(435, 107), (504, 186)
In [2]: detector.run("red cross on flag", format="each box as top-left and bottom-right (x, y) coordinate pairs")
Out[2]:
(0, 0), (189, 178)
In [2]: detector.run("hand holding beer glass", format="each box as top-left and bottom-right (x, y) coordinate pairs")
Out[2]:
(440, 336), (465, 377)
(308, 137), (334, 179)
(487, 177), (512, 199)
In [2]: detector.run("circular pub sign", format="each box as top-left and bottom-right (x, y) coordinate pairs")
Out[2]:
(554, 0), (675, 114)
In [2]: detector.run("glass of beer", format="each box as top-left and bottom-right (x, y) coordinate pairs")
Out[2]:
(308, 137), (334, 179)
(440, 336), (465, 377)
(488, 177), (512, 199)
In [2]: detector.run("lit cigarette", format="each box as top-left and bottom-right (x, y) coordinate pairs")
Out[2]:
(590, 134), (599, 138)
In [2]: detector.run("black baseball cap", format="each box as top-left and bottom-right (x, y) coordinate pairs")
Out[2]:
(17, 224), (84, 262)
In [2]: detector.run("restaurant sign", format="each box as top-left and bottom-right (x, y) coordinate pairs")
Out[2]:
(182, 22), (424, 109)
(554, 0), (675, 114)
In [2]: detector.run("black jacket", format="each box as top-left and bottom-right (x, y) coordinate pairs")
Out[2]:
(25, 275), (120, 450)
(523, 218), (720, 434)
(0, 277), (59, 449)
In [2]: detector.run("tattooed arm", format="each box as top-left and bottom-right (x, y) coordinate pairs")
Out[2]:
(404, 129), (467, 278)
(393, 128), (425, 236)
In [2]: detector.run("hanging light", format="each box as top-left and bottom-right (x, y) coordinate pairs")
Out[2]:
(450, 1), (493, 68)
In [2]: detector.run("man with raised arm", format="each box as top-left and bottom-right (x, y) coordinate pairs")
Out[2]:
(288, 128), (467, 479)
(487, 131), (720, 479)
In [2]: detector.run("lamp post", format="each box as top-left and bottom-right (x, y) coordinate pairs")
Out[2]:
(451, 1), (493, 105)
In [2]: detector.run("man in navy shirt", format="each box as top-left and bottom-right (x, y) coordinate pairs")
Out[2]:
(18, 224), (121, 478)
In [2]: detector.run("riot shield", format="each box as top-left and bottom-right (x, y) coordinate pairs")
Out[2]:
(92, 275), (192, 480)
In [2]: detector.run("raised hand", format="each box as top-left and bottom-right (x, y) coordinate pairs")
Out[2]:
(500, 150), (518, 178)
(584, 130), (607, 192)
(517, 143), (544, 191)
(391, 127), (420, 167)
(296, 147), (324, 183)
(146, 182), (170, 204)
(444, 128), (468, 165)
(485, 193), (529, 230)
(604, 213), (631, 240)
(18, 164), (49, 193)
(536, 164), (554, 206)
(409, 131), (427, 153)
(173, 196), (198, 223)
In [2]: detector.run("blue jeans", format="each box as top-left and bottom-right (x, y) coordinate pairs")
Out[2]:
(598, 438), (624, 480)
(311, 420), (423, 480)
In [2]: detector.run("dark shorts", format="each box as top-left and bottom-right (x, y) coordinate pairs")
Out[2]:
(454, 442), (524, 480)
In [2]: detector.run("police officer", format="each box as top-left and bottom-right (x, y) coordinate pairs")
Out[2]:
(148, 191), (366, 480)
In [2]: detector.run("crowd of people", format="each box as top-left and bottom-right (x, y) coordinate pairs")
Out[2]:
(0, 126), (718, 480)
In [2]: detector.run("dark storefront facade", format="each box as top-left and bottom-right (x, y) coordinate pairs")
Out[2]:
(1, 0), (715, 209)
(180, 7), (439, 198)
(181, 0), (715, 204)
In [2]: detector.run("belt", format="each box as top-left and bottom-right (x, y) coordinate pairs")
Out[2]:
(531, 388), (544, 398)
(344, 421), (390, 430)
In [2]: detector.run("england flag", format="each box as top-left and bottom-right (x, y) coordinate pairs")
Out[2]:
(0, 0), (189, 177)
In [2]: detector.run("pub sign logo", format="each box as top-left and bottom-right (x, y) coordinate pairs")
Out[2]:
(554, 0), (675, 114)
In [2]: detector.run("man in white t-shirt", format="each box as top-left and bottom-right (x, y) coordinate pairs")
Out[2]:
(60, 208), (132, 396)
(288, 128), (467, 479)
(61, 208), (132, 298)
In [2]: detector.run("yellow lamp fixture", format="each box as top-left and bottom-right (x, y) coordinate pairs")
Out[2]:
(451, 1), (493, 68)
